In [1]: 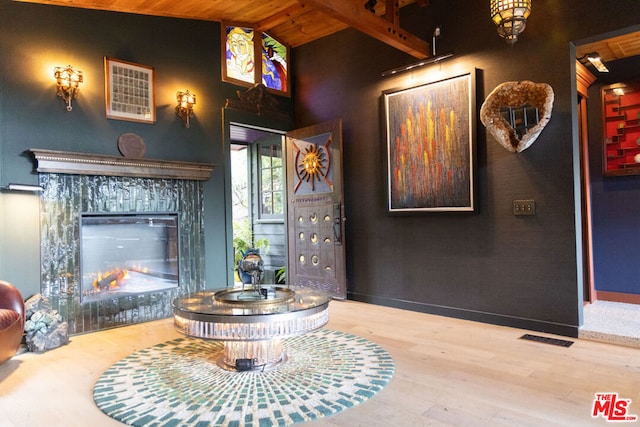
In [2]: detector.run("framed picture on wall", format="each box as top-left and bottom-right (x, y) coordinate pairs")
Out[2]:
(104, 57), (155, 124)
(383, 70), (476, 212)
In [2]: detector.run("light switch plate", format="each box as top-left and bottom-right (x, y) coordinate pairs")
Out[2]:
(513, 199), (536, 216)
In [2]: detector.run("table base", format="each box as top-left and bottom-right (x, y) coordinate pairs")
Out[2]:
(219, 338), (286, 371)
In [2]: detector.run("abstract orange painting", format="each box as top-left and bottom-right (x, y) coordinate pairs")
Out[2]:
(383, 71), (476, 212)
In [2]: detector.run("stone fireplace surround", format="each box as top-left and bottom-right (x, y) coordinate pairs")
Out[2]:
(30, 149), (214, 334)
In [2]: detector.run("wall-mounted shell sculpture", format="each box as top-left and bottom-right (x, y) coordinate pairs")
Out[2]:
(480, 81), (554, 153)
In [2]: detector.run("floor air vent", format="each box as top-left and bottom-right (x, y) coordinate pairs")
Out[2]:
(519, 334), (574, 347)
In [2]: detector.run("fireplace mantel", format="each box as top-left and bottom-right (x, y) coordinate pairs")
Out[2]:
(29, 149), (214, 181)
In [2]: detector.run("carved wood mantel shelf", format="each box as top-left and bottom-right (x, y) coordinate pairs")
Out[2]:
(29, 149), (214, 181)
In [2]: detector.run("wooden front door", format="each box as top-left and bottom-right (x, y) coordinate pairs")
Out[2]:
(285, 120), (346, 299)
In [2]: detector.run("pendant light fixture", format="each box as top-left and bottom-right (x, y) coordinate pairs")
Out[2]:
(490, 0), (532, 45)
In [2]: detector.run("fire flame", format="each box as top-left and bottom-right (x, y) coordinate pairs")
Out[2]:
(93, 269), (128, 291)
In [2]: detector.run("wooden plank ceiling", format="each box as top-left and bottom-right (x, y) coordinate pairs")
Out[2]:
(16, 0), (431, 58)
(576, 32), (640, 64)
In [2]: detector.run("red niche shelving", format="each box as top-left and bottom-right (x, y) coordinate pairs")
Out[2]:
(602, 80), (640, 176)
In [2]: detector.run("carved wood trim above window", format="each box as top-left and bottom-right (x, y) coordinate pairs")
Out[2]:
(225, 84), (292, 122)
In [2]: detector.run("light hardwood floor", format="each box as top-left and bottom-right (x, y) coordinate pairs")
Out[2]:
(1, 300), (638, 426)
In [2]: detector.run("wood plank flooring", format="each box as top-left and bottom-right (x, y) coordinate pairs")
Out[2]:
(1, 300), (638, 426)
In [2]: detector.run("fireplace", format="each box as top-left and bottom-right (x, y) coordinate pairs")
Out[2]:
(80, 213), (180, 303)
(30, 148), (214, 334)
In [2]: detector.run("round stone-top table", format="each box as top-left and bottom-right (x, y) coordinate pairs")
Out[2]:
(173, 286), (330, 370)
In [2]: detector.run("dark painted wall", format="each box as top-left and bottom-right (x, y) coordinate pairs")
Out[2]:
(0, 1), (279, 296)
(587, 55), (640, 295)
(292, 0), (640, 336)
(2, 0), (639, 337)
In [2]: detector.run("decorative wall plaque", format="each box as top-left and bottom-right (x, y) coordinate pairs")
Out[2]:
(117, 133), (146, 158)
(480, 81), (554, 153)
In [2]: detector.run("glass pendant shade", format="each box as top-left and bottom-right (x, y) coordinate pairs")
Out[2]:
(490, 0), (532, 44)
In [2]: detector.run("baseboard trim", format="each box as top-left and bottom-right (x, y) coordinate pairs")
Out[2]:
(596, 290), (640, 305)
(347, 292), (579, 338)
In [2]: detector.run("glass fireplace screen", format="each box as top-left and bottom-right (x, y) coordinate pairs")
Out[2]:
(80, 212), (180, 303)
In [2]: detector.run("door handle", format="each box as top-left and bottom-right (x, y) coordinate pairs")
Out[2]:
(333, 202), (343, 245)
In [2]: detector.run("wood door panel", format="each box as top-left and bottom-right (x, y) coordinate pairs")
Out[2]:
(292, 205), (336, 280)
(286, 120), (346, 299)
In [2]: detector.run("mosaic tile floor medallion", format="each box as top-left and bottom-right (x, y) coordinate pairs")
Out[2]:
(93, 329), (395, 426)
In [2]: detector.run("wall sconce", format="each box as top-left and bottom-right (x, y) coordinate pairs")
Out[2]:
(490, 0), (532, 45)
(176, 90), (196, 128)
(578, 52), (610, 73)
(54, 65), (83, 111)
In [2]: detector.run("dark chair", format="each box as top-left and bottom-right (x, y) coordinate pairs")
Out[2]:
(0, 280), (25, 365)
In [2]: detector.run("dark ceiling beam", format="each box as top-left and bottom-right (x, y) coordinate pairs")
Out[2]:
(302, 0), (429, 59)
(385, 0), (399, 27)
